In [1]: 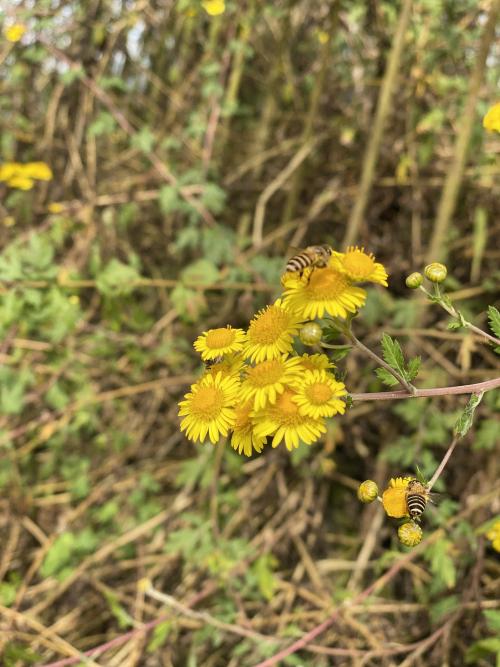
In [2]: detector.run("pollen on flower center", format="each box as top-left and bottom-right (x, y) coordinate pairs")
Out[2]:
(306, 383), (332, 404)
(192, 386), (224, 417)
(343, 247), (375, 277)
(206, 328), (236, 348)
(248, 359), (287, 387)
(249, 307), (290, 344)
(307, 268), (349, 298)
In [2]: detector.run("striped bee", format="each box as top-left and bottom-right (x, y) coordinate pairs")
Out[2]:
(405, 479), (429, 521)
(285, 245), (332, 277)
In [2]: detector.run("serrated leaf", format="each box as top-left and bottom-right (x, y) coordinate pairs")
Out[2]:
(406, 356), (421, 381)
(380, 334), (406, 377)
(488, 306), (500, 339)
(375, 367), (399, 386)
(454, 392), (483, 438)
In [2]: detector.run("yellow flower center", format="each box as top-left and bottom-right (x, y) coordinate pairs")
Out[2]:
(307, 268), (349, 298)
(306, 382), (332, 405)
(192, 385), (224, 419)
(343, 247), (375, 278)
(271, 390), (301, 424)
(248, 307), (290, 344)
(205, 327), (235, 349)
(247, 359), (284, 387)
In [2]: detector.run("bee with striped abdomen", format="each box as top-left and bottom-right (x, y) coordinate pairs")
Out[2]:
(285, 245), (332, 277)
(405, 479), (429, 521)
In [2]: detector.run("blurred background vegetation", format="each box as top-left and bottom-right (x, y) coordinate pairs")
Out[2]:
(0, 0), (499, 665)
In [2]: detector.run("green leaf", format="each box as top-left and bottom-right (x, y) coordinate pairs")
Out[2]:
(159, 185), (182, 214)
(484, 610), (500, 633)
(181, 259), (220, 286)
(88, 111), (117, 137)
(466, 637), (500, 664)
(454, 392), (483, 438)
(427, 539), (456, 589)
(406, 356), (421, 381)
(131, 126), (155, 153)
(429, 594), (459, 623)
(473, 419), (499, 450)
(254, 554), (278, 601)
(96, 259), (141, 297)
(380, 334), (406, 377)
(488, 306), (500, 339)
(147, 620), (174, 652)
(374, 367), (399, 387)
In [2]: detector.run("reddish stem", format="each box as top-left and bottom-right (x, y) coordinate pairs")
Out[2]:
(350, 377), (500, 402)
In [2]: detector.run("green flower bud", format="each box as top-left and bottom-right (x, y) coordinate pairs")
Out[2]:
(424, 262), (447, 283)
(398, 521), (423, 547)
(299, 321), (323, 346)
(405, 272), (423, 289)
(357, 480), (379, 503)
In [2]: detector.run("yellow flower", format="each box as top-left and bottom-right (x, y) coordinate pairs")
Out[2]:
(486, 520), (500, 552)
(240, 355), (303, 410)
(331, 247), (388, 286)
(4, 24), (26, 43)
(48, 202), (64, 214)
(290, 369), (346, 418)
(193, 325), (246, 361)
(6, 175), (34, 190)
(23, 162), (53, 181)
(317, 30), (329, 44)
(205, 353), (245, 379)
(230, 400), (266, 457)
(381, 477), (413, 518)
(483, 102), (500, 133)
(3, 216), (16, 227)
(298, 353), (334, 372)
(398, 521), (423, 547)
(0, 162), (22, 181)
(282, 265), (366, 319)
(202, 0), (225, 16)
(244, 299), (304, 363)
(253, 388), (326, 451)
(178, 372), (239, 444)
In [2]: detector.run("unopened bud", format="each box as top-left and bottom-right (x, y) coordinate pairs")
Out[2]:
(357, 480), (379, 503)
(424, 263), (447, 283)
(405, 272), (423, 289)
(398, 521), (423, 547)
(299, 322), (323, 346)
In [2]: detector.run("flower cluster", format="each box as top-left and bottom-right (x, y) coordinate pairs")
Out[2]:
(357, 476), (427, 547)
(483, 102), (500, 133)
(0, 162), (53, 190)
(4, 23), (26, 43)
(178, 247), (388, 456)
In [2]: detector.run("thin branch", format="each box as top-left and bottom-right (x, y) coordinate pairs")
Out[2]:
(427, 437), (459, 491)
(350, 376), (500, 401)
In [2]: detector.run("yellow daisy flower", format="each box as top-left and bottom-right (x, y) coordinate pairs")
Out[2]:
(298, 353), (334, 372)
(240, 355), (304, 410)
(253, 388), (326, 451)
(194, 325), (246, 361)
(4, 24), (26, 43)
(202, 0), (225, 16)
(331, 247), (388, 286)
(5, 175), (34, 190)
(48, 202), (64, 214)
(486, 520), (500, 552)
(178, 372), (239, 444)
(205, 353), (245, 379)
(381, 477), (413, 518)
(290, 369), (346, 418)
(244, 299), (304, 363)
(483, 102), (500, 133)
(230, 401), (266, 457)
(282, 266), (366, 320)
(0, 162), (22, 181)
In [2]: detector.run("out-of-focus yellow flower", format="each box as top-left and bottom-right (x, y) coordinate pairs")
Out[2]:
(2, 216), (16, 227)
(483, 102), (500, 133)
(317, 31), (329, 44)
(486, 520), (500, 552)
(4, 24), (26, 43)
(202, 0), (225, 16)
(68, 295), (80, 305)
(381, 477), (412, 518)
(48, 202), (64, 214)
(23, 162), (53, 181)
(0, 161), (53, 189)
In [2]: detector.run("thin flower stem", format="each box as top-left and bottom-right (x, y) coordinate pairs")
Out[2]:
(427, 437), (459, 491)
(346, 331), (416, 395)
(465, 322), (500, 347)
(350, 376), (500, 401)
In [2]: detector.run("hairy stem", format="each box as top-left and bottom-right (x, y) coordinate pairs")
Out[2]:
(427, 437), (459, 491)
(350, 376), (500, 401)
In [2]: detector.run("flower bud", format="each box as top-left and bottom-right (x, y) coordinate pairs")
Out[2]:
(299, 322), (323, 346)
(424, 263), (447, 283)
(398, 521), (423, 547)
(405, 272), (423, 289)
(357, 480), (379, 503)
